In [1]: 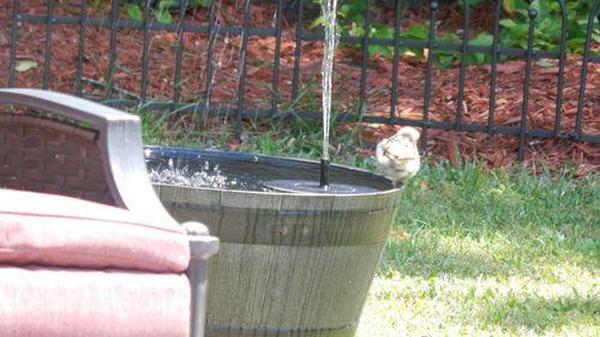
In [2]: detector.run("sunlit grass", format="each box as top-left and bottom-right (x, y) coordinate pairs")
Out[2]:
(358, 164), (599, 337)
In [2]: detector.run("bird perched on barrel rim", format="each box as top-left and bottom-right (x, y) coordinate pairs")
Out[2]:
(375, 126), (421, 186)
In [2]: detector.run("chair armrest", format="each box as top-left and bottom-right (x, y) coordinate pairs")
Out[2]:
(0, 88), (172, 224)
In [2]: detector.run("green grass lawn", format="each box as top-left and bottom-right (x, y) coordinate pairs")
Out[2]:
(137, 110), (599, 336)
(358, 164), (600, 337)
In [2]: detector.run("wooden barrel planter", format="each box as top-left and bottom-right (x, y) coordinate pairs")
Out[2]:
(145, 146), (400, 337)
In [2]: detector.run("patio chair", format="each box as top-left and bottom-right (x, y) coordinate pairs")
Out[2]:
(0, 88), (218, 337)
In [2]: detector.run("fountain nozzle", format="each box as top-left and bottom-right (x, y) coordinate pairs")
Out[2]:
(319, 158), (330, 189)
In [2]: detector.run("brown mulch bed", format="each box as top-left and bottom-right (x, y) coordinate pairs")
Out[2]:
(0, 0), (598, 174)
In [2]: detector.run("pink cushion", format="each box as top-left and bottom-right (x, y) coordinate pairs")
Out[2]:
(0, 189), (190, 273)
(0, 266), (190, 337)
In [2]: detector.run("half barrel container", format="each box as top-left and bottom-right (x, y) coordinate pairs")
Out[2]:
(146, 146), (400, 337)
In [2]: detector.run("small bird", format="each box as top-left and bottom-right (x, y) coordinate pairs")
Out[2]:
(376, 126), (421, 185)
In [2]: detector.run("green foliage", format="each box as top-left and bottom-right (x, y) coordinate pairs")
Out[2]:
(126, 0), (211, 24)
(459, 0), (488, 7)
(126, 3), (143, 21)
(321, 0), (599, 67)
(327, 0), (497, 68)
(499, 0), (599, 53)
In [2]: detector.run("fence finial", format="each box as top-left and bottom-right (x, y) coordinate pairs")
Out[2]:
(528, 8), (538, 19)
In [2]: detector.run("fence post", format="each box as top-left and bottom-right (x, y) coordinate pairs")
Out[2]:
(420, 0), (438, 154)
(518, 8), (537, 161)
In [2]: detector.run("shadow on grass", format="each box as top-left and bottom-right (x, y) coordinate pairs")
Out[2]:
(479, 295), (600, 332)
(381, 233), (600, 279)
(390, 225), (600, 275)
(380, 238), (511, 278)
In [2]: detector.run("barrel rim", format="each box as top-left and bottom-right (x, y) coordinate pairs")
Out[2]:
(145, 145), (403, 198)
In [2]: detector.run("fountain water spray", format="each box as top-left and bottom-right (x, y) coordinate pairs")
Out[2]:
(264, 0), (370, 194)
(150, 0), (368, 194)
(319, 0), (338, 188)
(147, 157), (238, 189)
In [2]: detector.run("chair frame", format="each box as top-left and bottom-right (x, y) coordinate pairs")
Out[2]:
(0, 88), (217, 337)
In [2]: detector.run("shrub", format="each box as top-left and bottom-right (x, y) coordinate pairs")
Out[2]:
(125, 0), (212, 24)
(329, 0), (599, 67)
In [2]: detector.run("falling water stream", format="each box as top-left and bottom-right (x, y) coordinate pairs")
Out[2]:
(319, 0), (338, 188)
(148, 0), (373, 194)
(264, 0), (363, 193)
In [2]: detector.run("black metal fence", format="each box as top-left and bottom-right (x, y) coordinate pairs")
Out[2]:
(3, 0), (600, 160)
